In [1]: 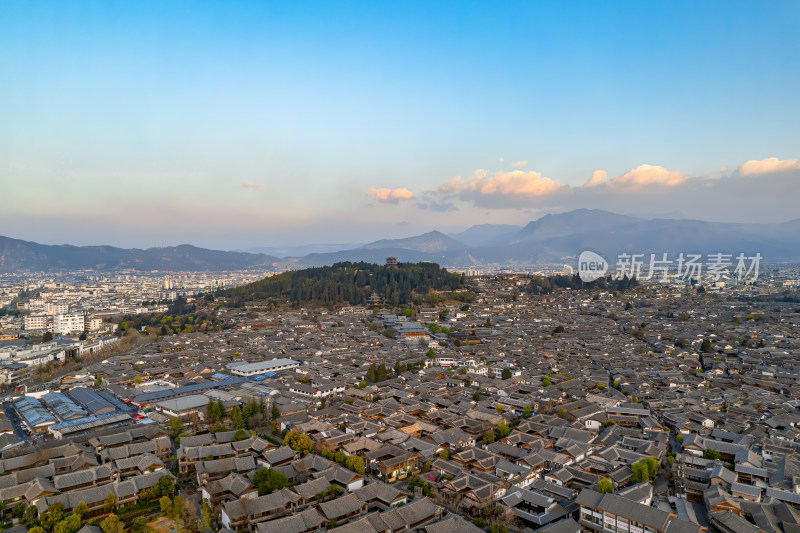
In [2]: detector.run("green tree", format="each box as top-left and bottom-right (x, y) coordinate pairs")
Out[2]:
(495, 404), (504, 414)
(230, 406), (245, 430)
(283, 430), (313, 455)
(131, 516), (150, 533)
(644, 457), (660, 479)
(54, 514), (81, 533)
(23, 504), (39, 526)
(700, 338), (713, 353)
(597, 477), (614, 494)
(438, 450), (450, 460)
(542, 376), (552, 387)
(252, 468), (290, 495)
(160, 496), (173, 517)
(206, 397), (218, 423)
(344, 455), (365, 474)
(473, 390), (481, 401)
(483, 430), (496, 445)
(271, 401), (280, 420)
(153, 476), (175, 498)
(488, 525), (508, 533)
(704, 448), (722, 460)
(13, 501), (27, 519)
(40, 503), (64, 530)
(170, 495), (185, 521)
(104, 492), (117, 514)
(631, 458), (660, 483)
(496, 421), (511, 438)
(100, 514), (124, 533)
(169, 417), (183, 438)
(501, 368), (512, 380)
(232, 428), (249, 441)
(74, 501), (89, 517)
(200, 498), (213, 532)
(522, 405), (532, 419)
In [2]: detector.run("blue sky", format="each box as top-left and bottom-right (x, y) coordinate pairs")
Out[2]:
(1, 1), (799, 249)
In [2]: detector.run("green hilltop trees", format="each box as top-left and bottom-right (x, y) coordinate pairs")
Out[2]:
(214, 261), (471, 308)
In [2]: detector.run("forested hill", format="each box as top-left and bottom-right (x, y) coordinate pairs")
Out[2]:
(215, 261), (469, 308)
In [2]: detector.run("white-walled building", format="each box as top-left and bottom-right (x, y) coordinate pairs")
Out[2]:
(54, 314), (85, 335)
(87, 317), (104, 332)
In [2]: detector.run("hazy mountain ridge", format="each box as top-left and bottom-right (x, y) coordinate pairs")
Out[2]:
(292, 211), (800, 267)
(359, 230), (467, 253)
(0, 236), (280, 273)
(3, 210), (800, 273)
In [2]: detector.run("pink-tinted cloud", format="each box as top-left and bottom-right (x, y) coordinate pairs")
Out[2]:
(604, 164), (685, 189)
(440, 169), (565, 198)
(511, 160), (529, 168)
(737, 157), (800, 176)
(584, 170), (607, 187)
(366, 187), (415, 203)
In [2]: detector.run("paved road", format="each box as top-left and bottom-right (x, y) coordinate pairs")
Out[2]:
(2, 401), (32, 445)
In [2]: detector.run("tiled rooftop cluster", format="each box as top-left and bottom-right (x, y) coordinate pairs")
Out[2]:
(0, 273), (798, 532)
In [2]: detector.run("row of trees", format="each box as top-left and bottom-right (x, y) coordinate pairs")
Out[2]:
(318, 449), (366, 474)
(482, 421), (512, 445)
(24, 478), (171, 533)
(366, 363), (389, 383)
(527, 273), (639, 295)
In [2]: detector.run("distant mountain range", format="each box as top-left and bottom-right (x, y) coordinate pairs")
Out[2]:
(0, 236), (280, 273)
(293, 209), (800, 267)
(3, 209), (800, 272)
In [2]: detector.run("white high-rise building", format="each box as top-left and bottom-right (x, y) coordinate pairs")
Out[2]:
(54, 313), (85, 335)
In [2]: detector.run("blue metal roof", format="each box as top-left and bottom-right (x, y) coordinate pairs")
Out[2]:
(67, 387), (127, 414)
(49, 411), (132, 431)
(13, 396), (57, 427)
(132, 376), (248, 403)
(40, 392), (87, 421)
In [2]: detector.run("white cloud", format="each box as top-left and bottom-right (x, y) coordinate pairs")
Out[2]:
(511, 160), (529, 168)
(365, 187), (415, 203)
(737, 157), (800, 176)
(241, 182), (267, 190)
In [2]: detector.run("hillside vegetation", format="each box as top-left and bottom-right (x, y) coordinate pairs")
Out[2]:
(215, 261), (470, 308)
